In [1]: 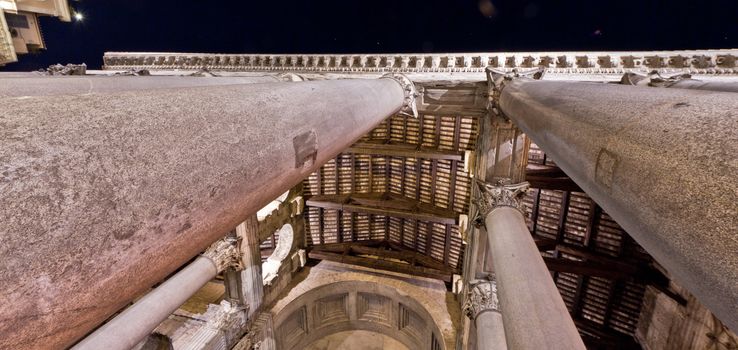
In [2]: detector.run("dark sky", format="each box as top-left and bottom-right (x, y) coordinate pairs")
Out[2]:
(3, 0), (738, 71)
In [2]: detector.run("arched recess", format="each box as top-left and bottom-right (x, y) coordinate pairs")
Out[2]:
(272, 281), (446, 350)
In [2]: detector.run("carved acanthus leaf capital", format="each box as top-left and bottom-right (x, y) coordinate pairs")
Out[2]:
(475, 179), (530, 217)
(381, 73), (419, 118)
(463, 278), (500, 319)
(203, 237), (243, 273)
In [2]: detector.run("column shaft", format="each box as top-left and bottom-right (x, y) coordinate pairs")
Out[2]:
(464, 279), (507, 350)
(498, 78), (738, 332)
(0, 78), (410, 349)
(72, 256), (217, 350)
(484, 207), (585, 349)
(475, 311), (507, 350)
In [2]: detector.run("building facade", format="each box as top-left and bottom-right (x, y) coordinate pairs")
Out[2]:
(0, 0), (70, 66)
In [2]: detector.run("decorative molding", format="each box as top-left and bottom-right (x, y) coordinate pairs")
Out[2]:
(475, 179), (530, 217)
(203, 237), (243, 273)
(102, 50), (738, 75)
(463, 278), (500, 319)
(381, 73), (419, 118)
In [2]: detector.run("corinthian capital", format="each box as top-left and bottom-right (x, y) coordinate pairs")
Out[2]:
(463, 278), (500, 319)
(203, 237), (243, 273)
(381, 73), (418, 118)
(475, 179), (530, 217)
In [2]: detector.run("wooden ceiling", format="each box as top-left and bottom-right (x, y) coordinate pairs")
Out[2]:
(301, 112), (478, 282)
(259, 82), (666, 349)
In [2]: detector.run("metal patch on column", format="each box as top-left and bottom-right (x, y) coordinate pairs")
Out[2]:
(595, 148), (619, 189)
(293, 130), (317, 168)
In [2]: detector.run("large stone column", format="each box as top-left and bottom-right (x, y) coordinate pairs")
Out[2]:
(463, 278), (507, 350)
(72, 237), (243, 350)
(496, 76), (738, 332)
(478, 180), (585, 350)
(0, 76), (417, 350)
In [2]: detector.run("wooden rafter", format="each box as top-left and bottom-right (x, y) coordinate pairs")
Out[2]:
(306, 192), (458, 224)
(540, 242), (667, 284)
(347, 141), (465, 161)
(308, 241), (457, 282)
(526, 164), (583, 192)
(574, 317), (641, 349)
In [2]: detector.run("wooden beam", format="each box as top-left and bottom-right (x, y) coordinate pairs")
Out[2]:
(318, 241), (457, 273)
(398, 218), (405, 246)
(350, 212), (356, 242)
(530, 189), (542, 233)
(384, 216), (390, 241)
(430, 159), (438, 203)
(414, 158), (422, 200)
(453, 115), (462, 150)
(418, 114), (425, 145)
(584, 200), (601, 247)
(526, 164), (583, 192)
(449, 160), (458, 208)
(526, 175), (583, 192)
(337, 209), (343, 243)
(308, 249), (453, 282)
(425, 222), (434, 255)
(311, 240), (385, 253)
(347, 142), (465, 161)
(543, 257), (636, 280)
(556, 191), (571, 243)
(318, 207), (324, 245)
(574, 317), (641, 350)
(335, 156), (340, 194)
(316, 166), (323, 195)
(526, 164), (567, 176)
(306, 193), (458, 225)
(534, 236), (558, 251)
(570, 275), (588, 318)
(443, 224), (452, 266)
(350, 153), (356, 192)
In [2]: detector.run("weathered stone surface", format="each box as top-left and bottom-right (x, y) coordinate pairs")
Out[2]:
(499, 79), (738, 332)
(0, 75), (281, 97)
(0, 79), (405, 349)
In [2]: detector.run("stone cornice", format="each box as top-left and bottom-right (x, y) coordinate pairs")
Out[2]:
(103, 50), (738, 75)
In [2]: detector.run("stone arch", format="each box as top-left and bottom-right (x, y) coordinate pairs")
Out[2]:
(271, 280), (446, 350)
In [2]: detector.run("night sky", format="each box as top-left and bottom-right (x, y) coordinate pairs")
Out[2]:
(3, 0), (738, 71)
